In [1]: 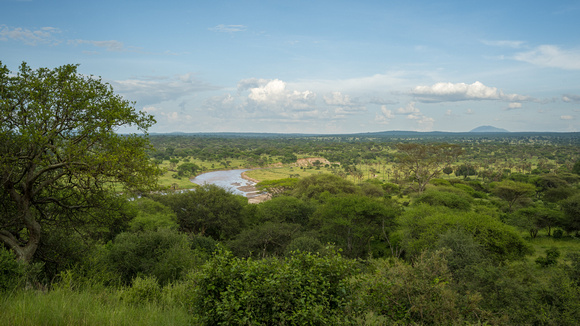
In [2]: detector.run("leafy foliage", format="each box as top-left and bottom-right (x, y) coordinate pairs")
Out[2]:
(186, 249), (357, 325)
(395, 204), (533, 262)
(151, 184), (247, 240)
(0, 62), (160, 262)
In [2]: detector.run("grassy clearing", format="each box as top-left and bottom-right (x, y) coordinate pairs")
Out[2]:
(525, 231), (580, 263)
(156, 171), (197, 190)
(0, 288), (191, 326)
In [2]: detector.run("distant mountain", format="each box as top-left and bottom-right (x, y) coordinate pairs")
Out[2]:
(469, 126), (510, 133)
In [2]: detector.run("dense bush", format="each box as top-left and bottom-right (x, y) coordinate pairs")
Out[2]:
(394, 204), (533, 262)
(414, 188), (472, 210)
(103, 229), (203, 285)
(0, 247), (23, 292)
(347, 250), (488, 325)
(186, 249), (357, 325)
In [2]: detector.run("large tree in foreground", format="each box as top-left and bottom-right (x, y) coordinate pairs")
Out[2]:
(0, 62), (160, 262)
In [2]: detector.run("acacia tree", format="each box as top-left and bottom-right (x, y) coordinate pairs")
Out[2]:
(395, 143), (462, 192)
(0, 62), (160, 262)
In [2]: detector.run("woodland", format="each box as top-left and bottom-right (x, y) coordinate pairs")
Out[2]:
(2, 63), (580, 325)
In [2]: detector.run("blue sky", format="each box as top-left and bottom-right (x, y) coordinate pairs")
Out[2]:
(1, 0), (579, 133)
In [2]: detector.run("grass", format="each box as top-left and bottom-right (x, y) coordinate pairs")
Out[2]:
(525, 230), (580, 264)
(0, 287), (192, 326)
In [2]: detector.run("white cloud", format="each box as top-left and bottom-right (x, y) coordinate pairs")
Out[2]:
(408, 114), (434, 131)
(504, 102), (522, 111)
(374, 106), (394, 125)
(209, 24), (247, 33)
(395, 102), (420, 114)
(563, 94), (580, 102)
(515, 45), (580, 70)
(0, 25), (61, 45)
(113, 74), (220, 105)
(243, 79), (318, 118)
(561, 115), (574, 120)
(411, 81), (531, 103)
(385, 102), (434, 131)
(237, 78), (271, 91)
(445, 109), (453, 116)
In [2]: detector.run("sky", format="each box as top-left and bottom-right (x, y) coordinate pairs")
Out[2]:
(1, 0), (580, 134)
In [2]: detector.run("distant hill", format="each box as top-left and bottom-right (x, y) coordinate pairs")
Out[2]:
(469, 126), (509, 133)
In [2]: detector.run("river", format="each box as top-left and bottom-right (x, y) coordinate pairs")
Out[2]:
(191, 169), (263, 200)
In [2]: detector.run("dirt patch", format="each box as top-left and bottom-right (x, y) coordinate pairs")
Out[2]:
(293, 157), (336, 167)
(248, 193), (272, 204)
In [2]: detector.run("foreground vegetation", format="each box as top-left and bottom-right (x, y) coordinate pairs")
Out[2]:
(3, 134), (580, 324)
(3, 63), (580, 325)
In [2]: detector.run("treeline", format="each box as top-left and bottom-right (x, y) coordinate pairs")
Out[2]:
(149, 134), (579, 172)
(3, 164), (580, 324)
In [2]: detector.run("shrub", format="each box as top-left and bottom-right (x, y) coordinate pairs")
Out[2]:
(186, 249), (357, 325)
(347, 250), (488, 325)
(394, 204), (533, 262)
(122, 275), (162, 305)
(535, 247), (560, 267)
(104, 229), (203, 285)
(414, 189), (472, 210)
(0, 247), (23, 292)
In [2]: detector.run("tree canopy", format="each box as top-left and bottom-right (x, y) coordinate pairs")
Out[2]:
(0, 62), (160, 262)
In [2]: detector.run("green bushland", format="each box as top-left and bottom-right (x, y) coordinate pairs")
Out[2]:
(4, 128), (580, 325)
(185, 248), (358, 325)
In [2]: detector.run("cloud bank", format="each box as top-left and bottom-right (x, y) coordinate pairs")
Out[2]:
(411, 81), (530, 103)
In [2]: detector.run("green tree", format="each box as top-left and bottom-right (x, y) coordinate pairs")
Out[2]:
(510, 205), (563, 238)
(152, 184), (247, 240)
(395, 204), (533, 262)
(311, 194), (397, 258)
(455, 164), (477, 179)
(228, 222), (302, 258)
(573, 160), (580, 175)
(256, 196), (315, 226)
(395, 143), (462, 192)
(491, 180), (536, 212)
(292, 173), (359, 199)
(561, 193), (580, 235)
(176, 162), (200, 177)
(0, 62), (159, 262)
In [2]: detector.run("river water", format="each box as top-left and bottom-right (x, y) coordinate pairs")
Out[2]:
(191, 169), (260, 198)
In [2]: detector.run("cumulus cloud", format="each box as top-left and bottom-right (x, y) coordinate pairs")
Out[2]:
(242, 79), (319, 119)
(411, 81), (531, 103)
(113, 74), (220, 105)
(374, 105), (395, 125)
(563, 94), (580, 102)
(407, 113), (434, 131)
(323, 92), (366, 116)
(0, 25), (61, 45)
(515, 45), (580, 70)
(378, 102), (433, 131)
(504, 102), (523, 111)
(395, 102), (420, 114)
(561, 115), (574, 120)
(209, 24), (247, 33)
(237, 78), (271, 91)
